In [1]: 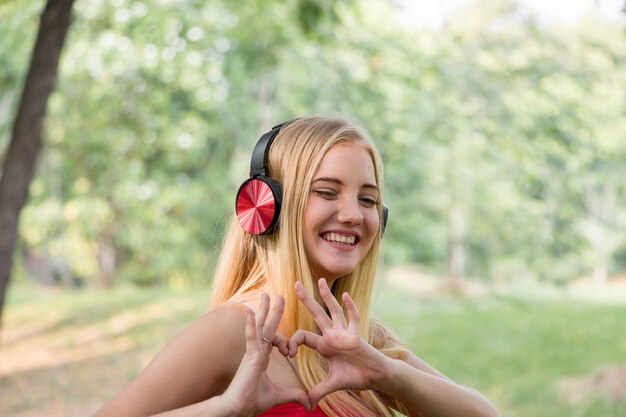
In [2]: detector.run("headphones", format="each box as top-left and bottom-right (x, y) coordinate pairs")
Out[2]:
(235, 121), (389, 236)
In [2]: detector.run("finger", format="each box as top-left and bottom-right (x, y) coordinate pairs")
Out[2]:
(308, 380), (337, 411)
(318, 278), (347, 328)
(244, 308), (258, 351)
(256, 292), (271, 334)
(263, 295), (285, 341)
(275, 386), (312, 411)
(342, 292), (361, 332)
(288, 329), (323, 357)
(273, 332), (290, 357)
(295, 281), (332, 331)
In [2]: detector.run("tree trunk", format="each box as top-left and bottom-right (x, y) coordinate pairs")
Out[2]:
(97, 222), (117, 288)
(581, 183), (618, 287)
(591, 263), (608, 286)
(446, 204), (466, 292)
(0, 0), (75, 336)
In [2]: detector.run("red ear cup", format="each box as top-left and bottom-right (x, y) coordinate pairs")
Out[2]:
(235, 176), (282, 235)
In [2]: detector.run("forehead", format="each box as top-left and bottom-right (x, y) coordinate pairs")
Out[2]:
(314, 143), (377, 184)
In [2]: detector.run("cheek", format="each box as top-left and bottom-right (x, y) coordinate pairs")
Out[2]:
(303, 201), (321, 240)
(366, 210), (381, 234)
(304, 199), (327, 228)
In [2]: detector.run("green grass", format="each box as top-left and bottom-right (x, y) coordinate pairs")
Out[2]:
(373, 285), (626, 417)
(1, 282), (625, 416)
(0, 285), (209, 417)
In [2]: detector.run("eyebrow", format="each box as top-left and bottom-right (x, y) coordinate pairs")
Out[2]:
(312, 176), (379, 191)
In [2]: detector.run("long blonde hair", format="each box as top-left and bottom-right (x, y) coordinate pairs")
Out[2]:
(210, 116), (408, 416)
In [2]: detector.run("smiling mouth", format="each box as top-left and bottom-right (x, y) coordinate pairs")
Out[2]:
(321, 232), (358, 246)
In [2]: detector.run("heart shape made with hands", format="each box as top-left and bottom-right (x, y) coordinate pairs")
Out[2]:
(265, 328), (388, 409)
(252, 279), (391, 410)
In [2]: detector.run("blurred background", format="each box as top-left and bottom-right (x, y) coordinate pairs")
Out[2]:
(1, 0), (625, 416)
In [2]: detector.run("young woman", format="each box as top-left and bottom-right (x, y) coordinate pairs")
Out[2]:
(93, 116), (500, 417)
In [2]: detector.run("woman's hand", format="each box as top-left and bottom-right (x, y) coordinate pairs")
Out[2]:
(289, 279), (393, 408)
(221, 293), (311, 417)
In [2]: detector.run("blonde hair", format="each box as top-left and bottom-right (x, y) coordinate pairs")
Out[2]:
(210, 116), (408, 416)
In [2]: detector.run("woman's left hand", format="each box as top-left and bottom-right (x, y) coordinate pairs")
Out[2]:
(289, 278), (393, 408)
(290, 279), (502, 417)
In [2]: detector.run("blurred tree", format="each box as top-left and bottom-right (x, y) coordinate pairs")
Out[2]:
(16, 0), (354, 289)
(0, 0), (75, 331)
(3, 0), (625, 295)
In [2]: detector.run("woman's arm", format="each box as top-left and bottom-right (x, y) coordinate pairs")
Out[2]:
(91, 302), (248, 417)
(374, 356), (500, 417)
(379, 332), (499, 417)
(93, 295), (309, 417)
(147, 395), (233, 417)
(292, 278), (500, 417)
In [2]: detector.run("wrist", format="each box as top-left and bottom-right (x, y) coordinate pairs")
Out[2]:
(205, 394), (250, 417)
(370, 356), (410, 395)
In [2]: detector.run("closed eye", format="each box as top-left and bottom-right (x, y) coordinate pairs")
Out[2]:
(312, 189), (337, 200)
(359, 197), (378, 207)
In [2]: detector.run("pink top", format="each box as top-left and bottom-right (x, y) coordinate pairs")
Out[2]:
(256, 403), (330, 416)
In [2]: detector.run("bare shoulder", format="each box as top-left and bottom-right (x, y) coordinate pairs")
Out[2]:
(93, 302), (249, 417)
(377, 322), (451, 382)
(186, 301), (250, 362)
(158, 300), (251, 379)
(369, 319), (403, 349)
(197, 300), (250, 342)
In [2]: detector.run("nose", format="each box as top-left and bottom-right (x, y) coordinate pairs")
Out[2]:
(336, 196), (364, 225)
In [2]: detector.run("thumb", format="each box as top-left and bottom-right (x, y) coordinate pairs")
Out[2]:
(308, 380), (336, 410)
(275, 387), (312, 411)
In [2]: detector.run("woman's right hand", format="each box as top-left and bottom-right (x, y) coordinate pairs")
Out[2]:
(219, 293), (311, 417)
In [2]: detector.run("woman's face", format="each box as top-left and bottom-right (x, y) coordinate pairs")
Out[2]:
(303, 142), (380, 281)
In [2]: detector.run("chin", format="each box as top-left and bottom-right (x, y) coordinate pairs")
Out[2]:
(315, 264), (357, 281)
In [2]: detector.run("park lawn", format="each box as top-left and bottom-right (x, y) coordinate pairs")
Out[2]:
(1, 281), (625, 417)
(374, 284), (626, 417)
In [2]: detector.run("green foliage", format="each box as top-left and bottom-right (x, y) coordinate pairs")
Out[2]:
(0, 0), (43, 150)
(2, 0), (626, 287)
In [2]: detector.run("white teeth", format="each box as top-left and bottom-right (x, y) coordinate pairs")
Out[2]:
(322, 232), (356, 245)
